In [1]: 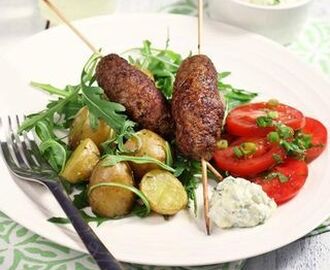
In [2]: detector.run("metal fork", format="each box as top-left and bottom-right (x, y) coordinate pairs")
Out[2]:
(0, 115), (123, 270)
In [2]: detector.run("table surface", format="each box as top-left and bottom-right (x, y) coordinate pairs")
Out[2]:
(1, 0), (330, 269)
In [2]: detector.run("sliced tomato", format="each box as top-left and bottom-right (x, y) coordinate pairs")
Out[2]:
(219, 132), (238, 145)
(253, 159), (308, 205)
(301, 117), (327, 162)
(213, 137), (285, 177)
(226, 102), (305, 137)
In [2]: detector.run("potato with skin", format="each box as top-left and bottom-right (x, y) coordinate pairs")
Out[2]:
(89, 161), (135, 218)
(69, 106), (113, 149)
(140, 169), (188, 215)
(124, 129), (167, 179)
(60, 138), (100, 183)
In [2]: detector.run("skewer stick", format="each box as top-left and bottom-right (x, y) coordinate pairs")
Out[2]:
(197, 0), (203, 54)
(197, 0), (211, 235)
(206, 162), (223, 182)
(42, 0), (99, 54)
(43, 0), (215, 236)
(201, 158), (210, 235)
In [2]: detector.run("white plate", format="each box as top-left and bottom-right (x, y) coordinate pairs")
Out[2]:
(0, 14), (329, 266)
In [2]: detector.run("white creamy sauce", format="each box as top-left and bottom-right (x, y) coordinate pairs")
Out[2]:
(242, 0), (301, 6)
(209, 176), (277, 229)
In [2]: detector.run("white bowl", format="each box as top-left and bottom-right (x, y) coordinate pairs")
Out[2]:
(208, 0), (313, 44)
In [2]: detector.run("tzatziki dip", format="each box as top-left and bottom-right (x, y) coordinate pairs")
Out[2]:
(209, 176), (277, 229)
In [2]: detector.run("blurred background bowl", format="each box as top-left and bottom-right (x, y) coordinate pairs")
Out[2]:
(208, 0), (314, 44)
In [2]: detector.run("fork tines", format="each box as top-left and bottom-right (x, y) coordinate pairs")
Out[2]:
(0, 115), (48, 176)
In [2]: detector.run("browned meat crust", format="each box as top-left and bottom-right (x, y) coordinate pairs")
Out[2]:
(95, 54), (174, 138)
(172, 55), (225, 161)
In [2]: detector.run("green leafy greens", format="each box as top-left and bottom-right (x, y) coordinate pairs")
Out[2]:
(101, 155), (176, 173)
(48, 211), (109, 227)
(123, 40), (258, 109)
(20, 39), (258, 225)
(88, 182), (151, 218)
(173, 155), (201, 214)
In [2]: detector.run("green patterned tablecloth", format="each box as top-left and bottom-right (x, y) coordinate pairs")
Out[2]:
(1, 2), (330, 269)
(290, 19), (330, 74)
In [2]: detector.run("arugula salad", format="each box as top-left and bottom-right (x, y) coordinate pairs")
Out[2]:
(19, 39), (327, 229)
(19, 40), (257, 225)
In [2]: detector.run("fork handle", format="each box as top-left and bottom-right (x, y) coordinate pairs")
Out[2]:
(46, 181), (123, 270)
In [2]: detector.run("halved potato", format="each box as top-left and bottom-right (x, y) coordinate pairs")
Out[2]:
(140, 169), (188, 215)
(60, 138), (100, 183)
(88, 161), (135, 218)
(69, 106), (113, 149)
(124, 129), (167, 179)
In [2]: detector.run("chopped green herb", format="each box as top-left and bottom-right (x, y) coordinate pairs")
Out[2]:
(267, 131), (280, 143)
(216, 139), (228, 149)
(294, 132), (312, 150)
(278, 173), (289, 183)
(272, 154), (283, 164)
(240, 142), (257, 155)
(267, 98), (279, 107)
(264, 172), (289, 183)
(233, 146), (244, 158)
(276, 123), (294, 139)
(256, 111), (280, 128)
(280, 140), (305, 157)
(256, 115), (274, 128)
(233, 142), (256, 158)
(267, 111), (279, 119)
(261, 118), (311, 158)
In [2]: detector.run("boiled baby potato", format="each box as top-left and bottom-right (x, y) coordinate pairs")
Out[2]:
(124, 129), (167, 179)
(89, 161), (135, 218)
(140, 169), (188, 215)
(60, 138), (100, 183)
(69, 106), (113, 149)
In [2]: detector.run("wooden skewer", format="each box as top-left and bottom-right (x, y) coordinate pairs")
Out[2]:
(42, 0), (99, 54)
(206, 162), (223, 182)
(44, 0), (215, 236)
(197, 0), (211, 235)
(201, 158), (210, 235)
(197, 0), (203, 55)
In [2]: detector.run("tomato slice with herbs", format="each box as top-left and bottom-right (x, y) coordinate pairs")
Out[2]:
(226, 102), (305, 137)
(213, 137), (285, 177)
(301, 117), (327, 163)
(253, 159), (308, 205)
